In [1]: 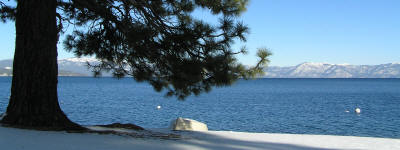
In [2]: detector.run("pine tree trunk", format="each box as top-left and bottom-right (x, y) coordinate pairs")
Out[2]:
(1, 0), (83, 130)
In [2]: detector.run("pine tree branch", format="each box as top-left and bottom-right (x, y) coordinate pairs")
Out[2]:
(56, 12), (63, 33)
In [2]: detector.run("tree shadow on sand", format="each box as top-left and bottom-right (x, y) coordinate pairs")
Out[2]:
(165, 131), (361, 150)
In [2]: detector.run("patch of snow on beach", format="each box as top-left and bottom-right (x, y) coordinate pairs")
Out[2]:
(0, 126), (399, 150)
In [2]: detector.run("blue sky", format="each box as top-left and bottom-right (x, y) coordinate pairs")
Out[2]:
(0, 0), (399, 66)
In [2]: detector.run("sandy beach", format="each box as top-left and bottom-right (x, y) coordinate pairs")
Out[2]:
(1, 126), (399, 150)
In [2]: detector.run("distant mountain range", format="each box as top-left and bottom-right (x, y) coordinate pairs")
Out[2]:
(264, 62), (400, 78)
(0, 59), (13, 76)
(0, 58), (399, 78)
(0, 58), (97, 76)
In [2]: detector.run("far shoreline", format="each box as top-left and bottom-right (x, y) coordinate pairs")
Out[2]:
(2, 76), (400, 79)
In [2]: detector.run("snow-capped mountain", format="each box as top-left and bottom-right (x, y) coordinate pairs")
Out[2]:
(58, 57), (100, 76)
(0, 59), (13, 76)
(0, 57), (100, 76)
(1, 58), (399, 78)
(264, 62), (400, 78)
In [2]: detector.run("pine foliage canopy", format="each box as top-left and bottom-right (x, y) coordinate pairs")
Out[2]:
(1, 0), (271, 99)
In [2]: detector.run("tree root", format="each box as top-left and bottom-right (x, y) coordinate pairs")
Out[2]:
(0, 122), (181, 140)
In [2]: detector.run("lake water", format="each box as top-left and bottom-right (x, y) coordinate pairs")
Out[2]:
(0, 77), (399, 138)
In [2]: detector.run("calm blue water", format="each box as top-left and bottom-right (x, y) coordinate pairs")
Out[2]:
(0, 77), (399, 138)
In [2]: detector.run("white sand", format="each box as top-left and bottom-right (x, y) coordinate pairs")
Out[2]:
(0, 126), (399, 150)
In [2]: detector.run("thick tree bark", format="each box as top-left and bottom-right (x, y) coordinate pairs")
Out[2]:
(1, 0), (83, 130)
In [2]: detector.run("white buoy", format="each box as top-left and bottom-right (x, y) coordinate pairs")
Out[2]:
(345, 110), (350, 113)
(157, 105), (161, 109)
(355, 108), (361, 114)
